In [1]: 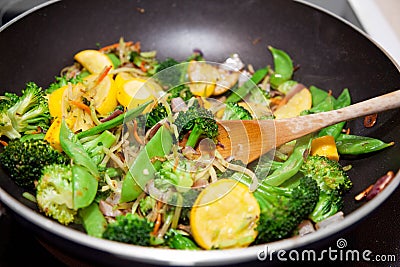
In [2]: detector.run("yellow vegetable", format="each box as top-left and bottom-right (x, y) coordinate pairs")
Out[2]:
(116, 77), (156, 113)
(44, 117), (74, 152)
(273, 88), (312, 119)
(48, 85), (68, 118)
(114, 72), (134, 89)
(311, 135), (340, 161)
(84, 74), (118, 115)
(74, 49), (114, 74)
(187, 61), (219, 97)
(190, 179), (260, 249)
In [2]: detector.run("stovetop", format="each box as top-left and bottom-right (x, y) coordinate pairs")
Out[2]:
(0, 1), (399, 266)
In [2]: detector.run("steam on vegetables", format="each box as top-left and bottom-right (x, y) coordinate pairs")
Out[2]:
(0, 38), (394, 250)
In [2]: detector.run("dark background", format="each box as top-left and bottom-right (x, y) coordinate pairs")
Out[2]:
(0, 1), (399, 266)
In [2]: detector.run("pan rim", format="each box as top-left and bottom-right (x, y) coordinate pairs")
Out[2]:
(1, 172), (399, 265)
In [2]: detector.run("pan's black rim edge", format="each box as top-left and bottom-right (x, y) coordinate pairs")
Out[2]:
(0, 0), (61, 33)
(0, 0), (400, 265)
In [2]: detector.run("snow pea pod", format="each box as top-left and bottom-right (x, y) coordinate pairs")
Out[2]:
(77, 100), (152, 139)
(72, 165), (98, 209)
(225, 67), (268, 103)
(79, 202), (107, 238)
(268, 46), (293, 89)
(318, 88), (351, 139)
(310, 85), (330, 107)
(336, 134), (394, 155)
(120, 125), (174, 203)
(263, 135), (312, 186)
(60, 120), (99, 177)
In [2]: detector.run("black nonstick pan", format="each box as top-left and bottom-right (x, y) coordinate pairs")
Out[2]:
(0, 0), (399, 266)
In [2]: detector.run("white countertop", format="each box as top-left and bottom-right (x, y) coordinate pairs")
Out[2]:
(348, 0), (400, 66)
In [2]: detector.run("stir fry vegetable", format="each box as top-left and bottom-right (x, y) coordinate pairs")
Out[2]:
(0, 38), (395, 250)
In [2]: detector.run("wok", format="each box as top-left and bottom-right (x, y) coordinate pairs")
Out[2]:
(0, 0), (400, 266)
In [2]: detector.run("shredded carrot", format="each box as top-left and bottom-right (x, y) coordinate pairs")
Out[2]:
(152, 201), (163, 235)
(99, 41), (133, 52)
(139, 61), (147, 72)
(0, 140), (8, 146)
(94, 65), (112, 87)
(132, 119), (144, 145)
(69, 100), (91, 114)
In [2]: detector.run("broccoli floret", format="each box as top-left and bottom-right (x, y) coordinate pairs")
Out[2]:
(167, 85), (193, 103)
(164, 229), (199, 250)
(174, 101), (218, 148)
(102, 213), (154, 246)
(0, 92), (19, 109)
(233, 173), (319, 244)
(154, 159), (195, 192)
(81, 130), (117, 166)
(36, 164), (76, 225)
(155, 58), (188, 89)
(308, 191), (343, 223)
(0, 139), (68, 188)
(221, 102), (253, 120)
(139, 195), (156, 216)
(0, 82), (50, 139)
(300, 155), (352, 222)
(145, 103), (168, 130)
(156, 58), (180, 73)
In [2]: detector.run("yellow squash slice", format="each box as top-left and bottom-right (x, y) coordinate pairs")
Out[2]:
(190, 179), (260, 249)
(273, 88), (312, 119)
(74, 49), (114, 74)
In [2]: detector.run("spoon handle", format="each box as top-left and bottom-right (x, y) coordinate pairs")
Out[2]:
(271, 89), (400, 145)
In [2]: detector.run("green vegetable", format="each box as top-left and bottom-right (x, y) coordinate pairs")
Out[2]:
(0, 82), (50, 139)
(164, 229), (199, 250)
(72, 165), (98, 210)
(102, 213), (154, 246)
(139, 196), (156, 216)
(154, 159), (195, 193)
(221, 102), (253, 120)
(309, 85), (330, 106)
(120, 125), (173, 202)
(0, 138), (68, 188)
(156, 58), (180, 73)
(76, 100), (152, 139)
(268, 46), (294, 89)
(263, 135), (312, 186)
(318, 89), (351, 139)
(106, 53), (121, 68)
(36, 164), (77, 225)
(225, 67), (268, 103)
(79, 202), (108, 238)
(145, 103), (168, 130)
(81, 130), (117, 166)
(277, 80), (298, 94)
(336, 134), (394, 155)
(233, 173), (319, 244)
(129, 51), (159, 76)
(301, 155), (352, 222)
(60, 121), (117, 209)
(60, 120), (99, 177)
(174, 100), (218, 148)
(166, 85), (193, 103)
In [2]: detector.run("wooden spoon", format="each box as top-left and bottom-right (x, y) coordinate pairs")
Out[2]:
(216, 89), (400, 163)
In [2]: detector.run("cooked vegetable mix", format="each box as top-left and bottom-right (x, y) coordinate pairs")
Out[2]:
(0, 38), (395, 250)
